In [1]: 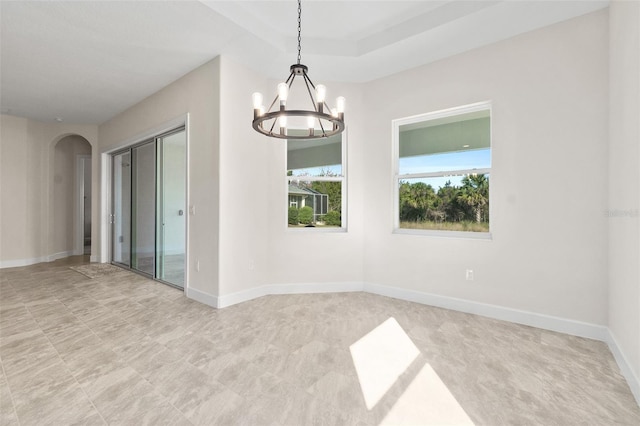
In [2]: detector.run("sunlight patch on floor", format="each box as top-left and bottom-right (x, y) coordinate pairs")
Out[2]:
(380, 363), (475, 425)
(350, 317), (475, 425)
(349, 317), (420, 410)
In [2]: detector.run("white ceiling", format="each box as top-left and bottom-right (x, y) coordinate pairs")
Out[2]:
(0, 0), (608, 125)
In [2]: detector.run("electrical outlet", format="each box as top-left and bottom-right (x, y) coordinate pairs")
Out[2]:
(465, 269), (474, 281)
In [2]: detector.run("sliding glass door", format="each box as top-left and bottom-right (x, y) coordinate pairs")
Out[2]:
(131, 142), (156, 276)
(156, 131), (186, 286)
(112, 152), (131, 266)
(111, 127), (186, 288)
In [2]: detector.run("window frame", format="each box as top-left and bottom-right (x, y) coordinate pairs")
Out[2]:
(392, 102), (492, 239)
(285, 129), (348, 232)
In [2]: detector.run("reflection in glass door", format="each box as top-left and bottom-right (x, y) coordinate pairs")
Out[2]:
(156, 130), (186, 287)
(131, 142), (156, 276)
(112, 152), (131, 266)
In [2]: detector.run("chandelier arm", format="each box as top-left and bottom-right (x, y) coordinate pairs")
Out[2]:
(318, 117), (327, 137)
(302, 73), (327, 136)
(303, 70), (317, 90)
(268, 114), (277, 135)
(301, 73), (318, 112)
(287, 72), (295, 89)
(285, 71), (295, 86)
(266, 94), (279, 115)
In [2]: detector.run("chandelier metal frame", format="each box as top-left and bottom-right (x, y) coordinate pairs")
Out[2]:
(252, 0), (345, 140)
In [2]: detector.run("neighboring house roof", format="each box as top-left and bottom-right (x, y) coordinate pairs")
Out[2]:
(288, 184), (323, 196)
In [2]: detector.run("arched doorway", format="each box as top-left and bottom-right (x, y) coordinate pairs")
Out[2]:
(52, 135), (92, 258)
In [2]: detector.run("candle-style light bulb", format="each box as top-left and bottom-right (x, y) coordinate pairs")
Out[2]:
(316, 85), (326, 103)
(315, 84), (326, 113)
(277, 83), (288, 111)
(279, 115), (287, 136)
(307, 116), (315, 136)
(252, 92), (263, 109)
(336, 96), (346, 121)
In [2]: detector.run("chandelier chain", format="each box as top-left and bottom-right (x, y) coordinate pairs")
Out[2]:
(297, 0), (302, 64)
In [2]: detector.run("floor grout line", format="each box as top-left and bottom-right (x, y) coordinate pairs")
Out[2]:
(56, 267), (195, 425)
(0, 340), (23, 426)
(24, 295), (109, 426)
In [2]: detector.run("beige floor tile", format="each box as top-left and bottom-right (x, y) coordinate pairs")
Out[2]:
(150, 360), (229, 419)
(2, 255), (639, 426)
(12, 380), (101, 426)
(0, 366), (20, 426)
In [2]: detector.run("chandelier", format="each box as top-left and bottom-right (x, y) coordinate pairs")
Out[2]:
(251, 0), (345, 139)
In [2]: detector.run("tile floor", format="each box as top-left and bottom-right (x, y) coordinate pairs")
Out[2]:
(1, 256), (639, 425)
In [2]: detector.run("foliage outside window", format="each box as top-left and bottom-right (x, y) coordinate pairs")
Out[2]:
(393, 102), (491, 234)
(287, 131), (345, 229)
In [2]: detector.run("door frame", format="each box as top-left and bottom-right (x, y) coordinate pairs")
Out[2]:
(99, 114), (189, 290)
(75, 154), (91, 255)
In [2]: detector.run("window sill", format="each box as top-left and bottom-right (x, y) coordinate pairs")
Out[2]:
(286, 227), (347, 234)
(393, 228), (492, 240)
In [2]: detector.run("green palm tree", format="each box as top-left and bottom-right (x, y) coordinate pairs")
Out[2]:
(458, 174), (489, 223)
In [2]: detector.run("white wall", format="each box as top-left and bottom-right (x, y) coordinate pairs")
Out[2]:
(216, 56), (270, 298)
(0, 114), (98, 267)
(98, 58), (220, 300)
(608, 0), (640, 399)
(0, 115), (40, 263)
(362, 10), (609, 325)
(210, 57), (366, 304)
(266, 79), (366, 290)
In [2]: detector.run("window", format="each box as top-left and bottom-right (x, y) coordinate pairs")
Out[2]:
(393, 102), (491, 235)
(287, 131), (346, 229)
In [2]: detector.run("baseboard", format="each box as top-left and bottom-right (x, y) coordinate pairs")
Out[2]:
(1, 251), (75, 269)
(186, 286), (218, 309)
(268, 281), (364, 295)
(47, 251), (75, 262)
(606, 330), (640, 405)
(213, 280), (607, 341)
(89, 255), (98, 263)
(216, 281), (365, 309)
(217, 286), (268, 308)
(363, 282), (609, 341)
(0, 256), (49, 269)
